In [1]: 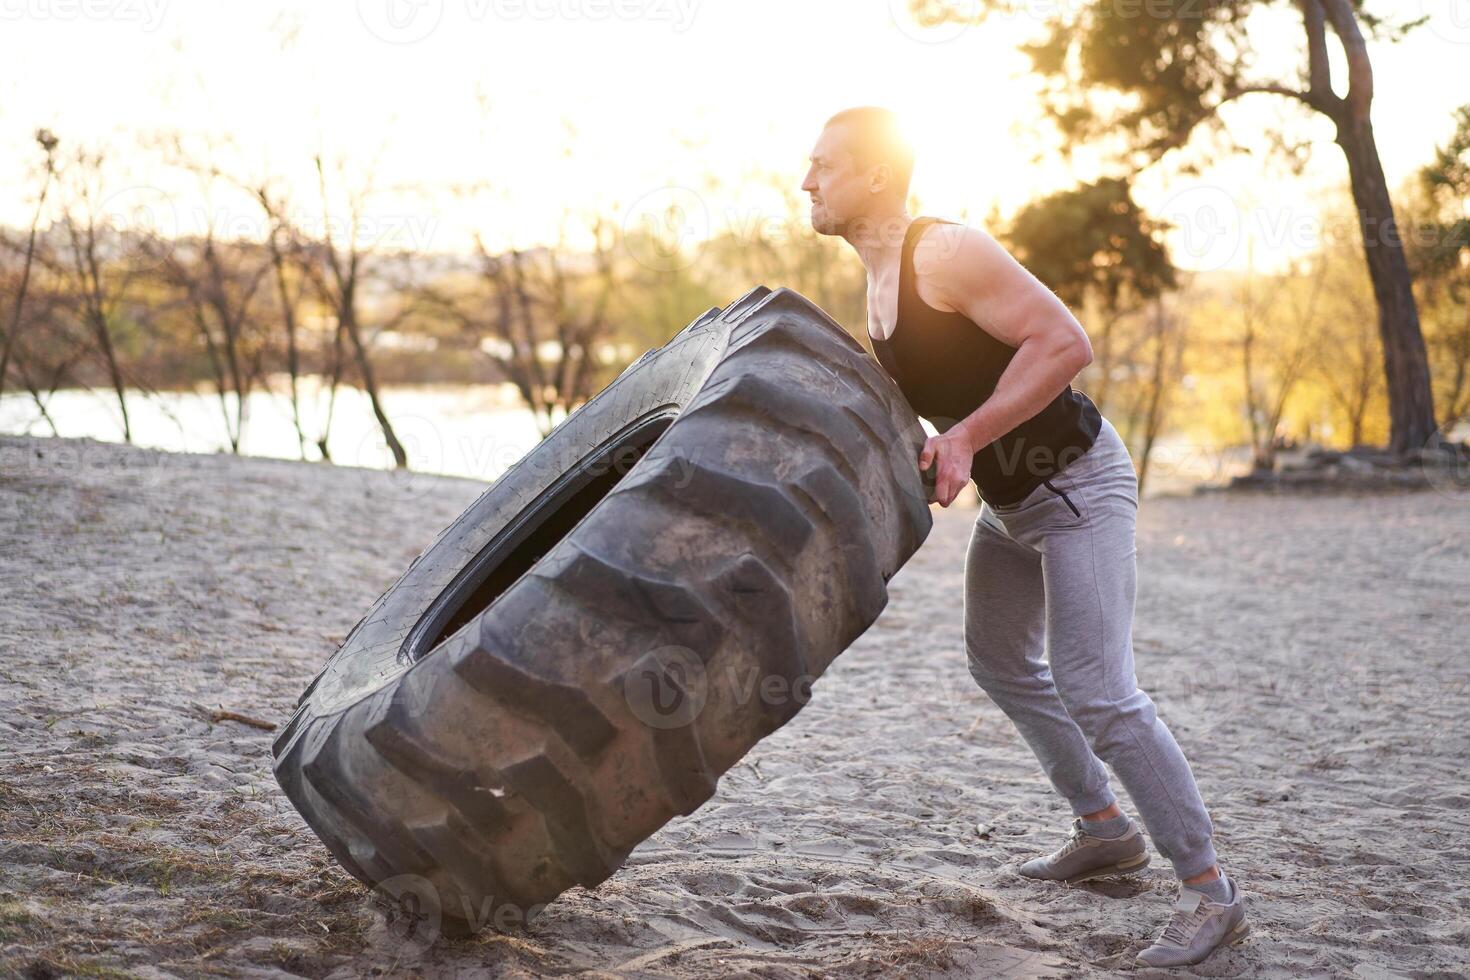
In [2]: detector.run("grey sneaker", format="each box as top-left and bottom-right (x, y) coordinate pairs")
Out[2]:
(1135, 876), (1250, 968)
(1018, 816), (1151, 883)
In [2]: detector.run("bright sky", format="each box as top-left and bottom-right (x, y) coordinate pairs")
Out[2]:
(2, 0), (1466, 273)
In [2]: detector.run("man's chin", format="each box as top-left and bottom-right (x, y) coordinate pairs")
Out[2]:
(810, 211), (846, 237)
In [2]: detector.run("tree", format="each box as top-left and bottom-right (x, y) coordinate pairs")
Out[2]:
(140, 155), (274, 453)
(297, 154), (408, 467)
(1128, 293), (1193, 496)
(1304, 195), (1388, 447)
(1002, 177), (1177, 413)
(1235, 248), (1325, 469)
(54, 147), (151, 443)
(1409, 104), (1470, 427)
(418, 209), (625, 437)
(1, 130), (59, 405)
(914, 0), (1439, 453)
(252, 182), (319, 460)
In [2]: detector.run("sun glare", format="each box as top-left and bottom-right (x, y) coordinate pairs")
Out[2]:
(0, 1), (1464, 271)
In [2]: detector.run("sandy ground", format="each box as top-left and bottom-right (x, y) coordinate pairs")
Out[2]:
(2, 433), (1468, 979)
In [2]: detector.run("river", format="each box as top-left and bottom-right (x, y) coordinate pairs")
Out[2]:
(0, 377), (1248, 496)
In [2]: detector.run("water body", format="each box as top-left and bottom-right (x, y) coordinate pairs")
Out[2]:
(0, 378), (548, 485)
(0, 377), (1246, 496)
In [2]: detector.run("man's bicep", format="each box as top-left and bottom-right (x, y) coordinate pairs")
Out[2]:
(930, 227), (1087, 351)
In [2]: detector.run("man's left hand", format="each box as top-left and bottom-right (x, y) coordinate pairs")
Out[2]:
(919, 427), (979, 507)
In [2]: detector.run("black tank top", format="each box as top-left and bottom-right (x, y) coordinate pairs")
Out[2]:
(870, 216), (1103, 507)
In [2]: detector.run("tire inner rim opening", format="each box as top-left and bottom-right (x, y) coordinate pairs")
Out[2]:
(405, 410), (678, 663)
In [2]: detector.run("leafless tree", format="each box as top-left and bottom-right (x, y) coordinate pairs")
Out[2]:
(1123, 289), (1194, 498)
(1, 129), (59, 404)
(0, 284), (87, 436)
(150, 231), (271, 453)
(1236, 251), (1327, 471)
(419, 209), (622, 437)
(53, 147), (151, 443)
(296, 154), (407, 467)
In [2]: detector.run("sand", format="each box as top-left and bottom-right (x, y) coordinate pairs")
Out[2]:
(2, 434), (1468, 978)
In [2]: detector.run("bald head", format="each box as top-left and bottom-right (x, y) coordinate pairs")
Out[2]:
(822, 106), (915, 202)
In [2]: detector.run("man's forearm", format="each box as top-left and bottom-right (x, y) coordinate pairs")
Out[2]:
(952, 333), (1090, 451)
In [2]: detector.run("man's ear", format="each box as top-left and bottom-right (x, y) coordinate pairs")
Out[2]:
(868, 163), (892, 194)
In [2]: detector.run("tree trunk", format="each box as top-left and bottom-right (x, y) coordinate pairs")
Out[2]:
(88, 307), (132, 444)
(1093, 309), (1119, 412)
(1, 167), (53, 403)
(341, 308), (407, 469)
(1136, 299), (1170, 497)
(269, 242), (308, 460)
(1334, 115), (1438, 453)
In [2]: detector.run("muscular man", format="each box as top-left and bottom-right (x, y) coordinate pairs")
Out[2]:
(801, 106), (1249, 969)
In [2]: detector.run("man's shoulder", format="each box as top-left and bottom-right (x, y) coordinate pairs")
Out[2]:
(912, 220), (1003, 297)
(912, 219), (998, 268)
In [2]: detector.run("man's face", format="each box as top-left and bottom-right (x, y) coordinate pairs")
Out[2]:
(801, 123), (868, 236)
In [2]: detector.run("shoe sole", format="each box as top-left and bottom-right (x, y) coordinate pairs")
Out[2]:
(1062, 851), (1151, 884)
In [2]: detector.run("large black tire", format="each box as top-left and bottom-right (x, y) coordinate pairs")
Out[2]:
(271, 286), (933, 932)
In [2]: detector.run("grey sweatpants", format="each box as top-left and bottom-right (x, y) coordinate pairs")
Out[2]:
(965, 415), (1219, 880)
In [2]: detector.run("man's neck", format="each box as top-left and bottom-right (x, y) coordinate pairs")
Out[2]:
(846, 209), (914, 277)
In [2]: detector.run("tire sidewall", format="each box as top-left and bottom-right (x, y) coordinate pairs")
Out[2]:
(299, 318), (733, 717)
